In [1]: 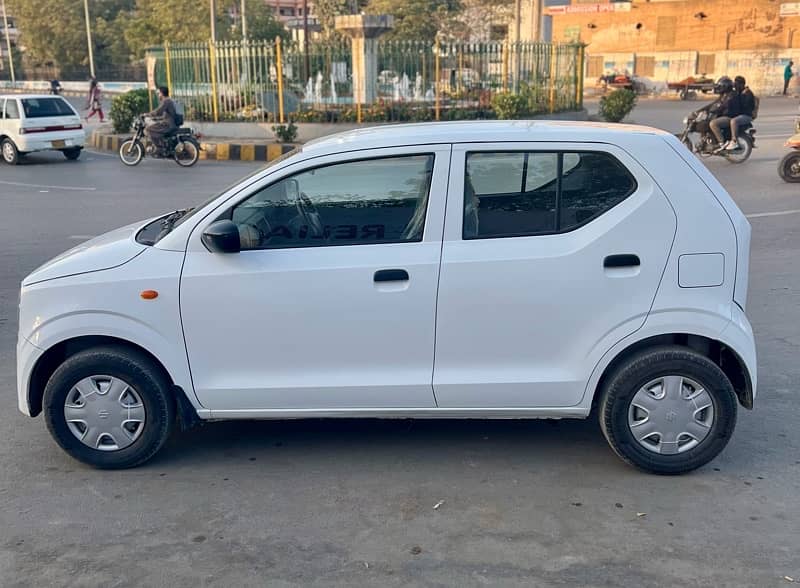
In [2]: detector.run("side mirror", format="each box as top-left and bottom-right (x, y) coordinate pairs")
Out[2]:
(202, 220), (241, 253)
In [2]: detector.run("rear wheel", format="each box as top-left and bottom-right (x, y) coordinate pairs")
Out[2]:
(174, 139), (199, 167)
(1, 138), (19, 165)
(599, 346), (737, 474)
(119, 139), (144, 166)
(778, 151), (800, 182)
(62, 147), (82, 161)
(43, 347), (176, 469)
(722, 135), (753, 164)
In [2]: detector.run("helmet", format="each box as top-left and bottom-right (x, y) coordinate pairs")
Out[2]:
(715, 76), (733, 94)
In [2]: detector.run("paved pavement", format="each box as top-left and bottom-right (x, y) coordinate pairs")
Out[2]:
(1, 98), (800, 587)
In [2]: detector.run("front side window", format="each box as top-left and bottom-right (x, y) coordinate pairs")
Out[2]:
(228, 154), (435, 250)
(21, 97), (75, 118)
(464, 150), (636, 239)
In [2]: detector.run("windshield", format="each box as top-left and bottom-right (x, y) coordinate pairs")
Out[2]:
(135, 147), (302, 245)
(21, 98), (76, 118)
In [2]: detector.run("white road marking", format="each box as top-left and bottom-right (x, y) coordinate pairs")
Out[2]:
(747, 209), (800, 218)
(0, 180), (96, 192)
(68, 235), (95, 240)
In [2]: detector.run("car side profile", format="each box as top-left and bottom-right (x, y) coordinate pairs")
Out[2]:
(16, 121), (756, 473)
(0, 94), (85, 164)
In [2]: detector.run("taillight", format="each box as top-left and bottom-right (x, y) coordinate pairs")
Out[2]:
(19, 127), (45, 135)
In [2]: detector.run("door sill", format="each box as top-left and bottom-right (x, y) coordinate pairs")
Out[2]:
(199, 406), (590, 420)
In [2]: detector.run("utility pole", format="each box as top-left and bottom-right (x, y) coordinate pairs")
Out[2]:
(210, 0), (217, 43)
(530, 0), (542, 42)
(83, 0), (95, 78)
(1, 0), (15, 84)
(514, 0), (521, 91)
(241, 0), (247, 38)
(303, 0), (310, 80)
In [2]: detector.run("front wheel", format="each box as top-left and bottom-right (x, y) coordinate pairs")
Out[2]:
(722, 135), (753, 164)
(778, 151), (800, 182)
(43, 347), (176, 469)
(599, 346), (737, 474)
(119, 139), (144, 166)
(174, 139), (200, 167)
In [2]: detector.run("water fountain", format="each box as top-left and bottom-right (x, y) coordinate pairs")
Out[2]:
(314, 71), (324, 104)
(305, 77), (313, 103)
(399, 73), (410, 101)
(330, 72), (338, 103)
(414, 74), (424, 101)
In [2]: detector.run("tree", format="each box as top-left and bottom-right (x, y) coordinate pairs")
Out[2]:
(232, 0), (288, 41)
(8, 0), (133, 70)
(124, 0), (225, 56)
(365, 0), (462, 43)
(313, 0), (369, 39)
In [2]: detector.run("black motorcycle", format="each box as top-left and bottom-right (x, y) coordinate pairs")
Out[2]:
(119, 115), (200, 167)
(678, 109), (756, 164)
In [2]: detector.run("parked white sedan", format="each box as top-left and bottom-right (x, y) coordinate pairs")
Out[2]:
(17, 121), (756, 473)
(0, 94), (85, 163)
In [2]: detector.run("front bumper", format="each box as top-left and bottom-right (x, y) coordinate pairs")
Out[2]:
(16, 335), (44, 417)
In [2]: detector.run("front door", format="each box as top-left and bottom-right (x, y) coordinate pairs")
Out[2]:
(180, 146), (451, 411)
(433, 143), (677, 408)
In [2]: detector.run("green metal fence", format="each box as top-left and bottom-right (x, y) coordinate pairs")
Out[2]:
(146, 39), (583, 123)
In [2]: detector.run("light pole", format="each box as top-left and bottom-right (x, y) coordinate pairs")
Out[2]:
(83, 0), (95, 78)
(1, 0), (15, 84)
(210, 0), (217, 42)
(241, 0), (247, 38)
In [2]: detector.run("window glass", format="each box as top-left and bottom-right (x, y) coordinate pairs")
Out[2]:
(559, 152), (636, 231)
(3, 99), (19, 119)
(465, 152), (557, 238)
(21, 98), (75, 118)
(229, 154), (434, 250)
(464, 150), (636, 239)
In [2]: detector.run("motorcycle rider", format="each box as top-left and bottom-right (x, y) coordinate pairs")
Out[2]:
(708, 76), (738, 151)
(724, 76), (756, 151)
(144, 86), (178, 153)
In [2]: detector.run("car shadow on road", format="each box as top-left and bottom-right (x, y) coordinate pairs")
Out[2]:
(150, 416), (624, 473)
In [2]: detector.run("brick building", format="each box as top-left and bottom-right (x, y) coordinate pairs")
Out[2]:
(544, 0), (800, 94)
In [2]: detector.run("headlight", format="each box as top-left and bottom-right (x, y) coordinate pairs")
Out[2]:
(682, 117), (689, 124)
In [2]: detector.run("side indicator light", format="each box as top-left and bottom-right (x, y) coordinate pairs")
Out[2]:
(140, 290), (159, 300)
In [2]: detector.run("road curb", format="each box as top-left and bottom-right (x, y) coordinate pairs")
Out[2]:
(89, 130), (295, 161)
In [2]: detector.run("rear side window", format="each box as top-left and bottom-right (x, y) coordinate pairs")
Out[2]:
(464, 151), (637, 239)
(21, 98), (75, 118)
(3, 99), (19, 119)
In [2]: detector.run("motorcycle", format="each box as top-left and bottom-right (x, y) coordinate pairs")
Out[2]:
(778, 119), (800, 182)
(118, 115), (201, 167)
(678, 109), (756, 164)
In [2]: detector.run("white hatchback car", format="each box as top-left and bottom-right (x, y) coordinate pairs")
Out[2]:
(1, 94), (85, 164)
(17, 121), (756, 473)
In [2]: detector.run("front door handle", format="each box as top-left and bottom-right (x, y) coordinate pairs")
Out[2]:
(604, 254), (640, 268)
(374, 269), (409, 282)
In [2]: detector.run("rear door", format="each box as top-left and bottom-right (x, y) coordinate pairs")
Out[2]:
(433, 142), (676, 408)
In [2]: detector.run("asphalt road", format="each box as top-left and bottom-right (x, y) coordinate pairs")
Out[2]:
(1, 99), (799, 587)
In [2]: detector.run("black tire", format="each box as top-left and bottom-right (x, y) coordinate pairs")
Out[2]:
(599, 346), (737, 475)
(119, 139), (144, 166)
(43, 346), (176, 469)
(62, 147), (82, 161)
(173, 138), (200, 167)
(778, 152), (800, 183)
(1, 137), (20, 165)
(722, 134), (753, 164)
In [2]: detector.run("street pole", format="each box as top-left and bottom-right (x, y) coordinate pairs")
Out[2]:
(1, 0), (15, 84)
(530, 0), (542, 42)
(514, 0), (521, 91)
(83, 0), (95, 78)
(210, 0), (217, 43)
(303, 0), (310, 81)
(241, 0), (247, 38)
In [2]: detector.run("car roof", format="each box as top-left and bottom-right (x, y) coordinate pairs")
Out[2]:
(0, 94), (67, 100)
(301, 120), (669, 157)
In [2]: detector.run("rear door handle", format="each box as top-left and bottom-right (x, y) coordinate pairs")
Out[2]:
(604, 254), (640, 268)
(374, 269), (409, 282)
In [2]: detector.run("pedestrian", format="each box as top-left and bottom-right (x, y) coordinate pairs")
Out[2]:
(784, 60), (794, 95)
(86, 78), (105, 122)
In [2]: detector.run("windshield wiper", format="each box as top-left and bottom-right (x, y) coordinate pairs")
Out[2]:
(155, 208), (193, 242)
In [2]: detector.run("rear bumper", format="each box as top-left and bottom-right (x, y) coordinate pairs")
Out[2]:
(15, 130), (85, 153)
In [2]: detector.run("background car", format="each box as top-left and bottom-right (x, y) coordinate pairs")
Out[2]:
(0, 94), (85, 164)
(16, 121), (755, 474)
